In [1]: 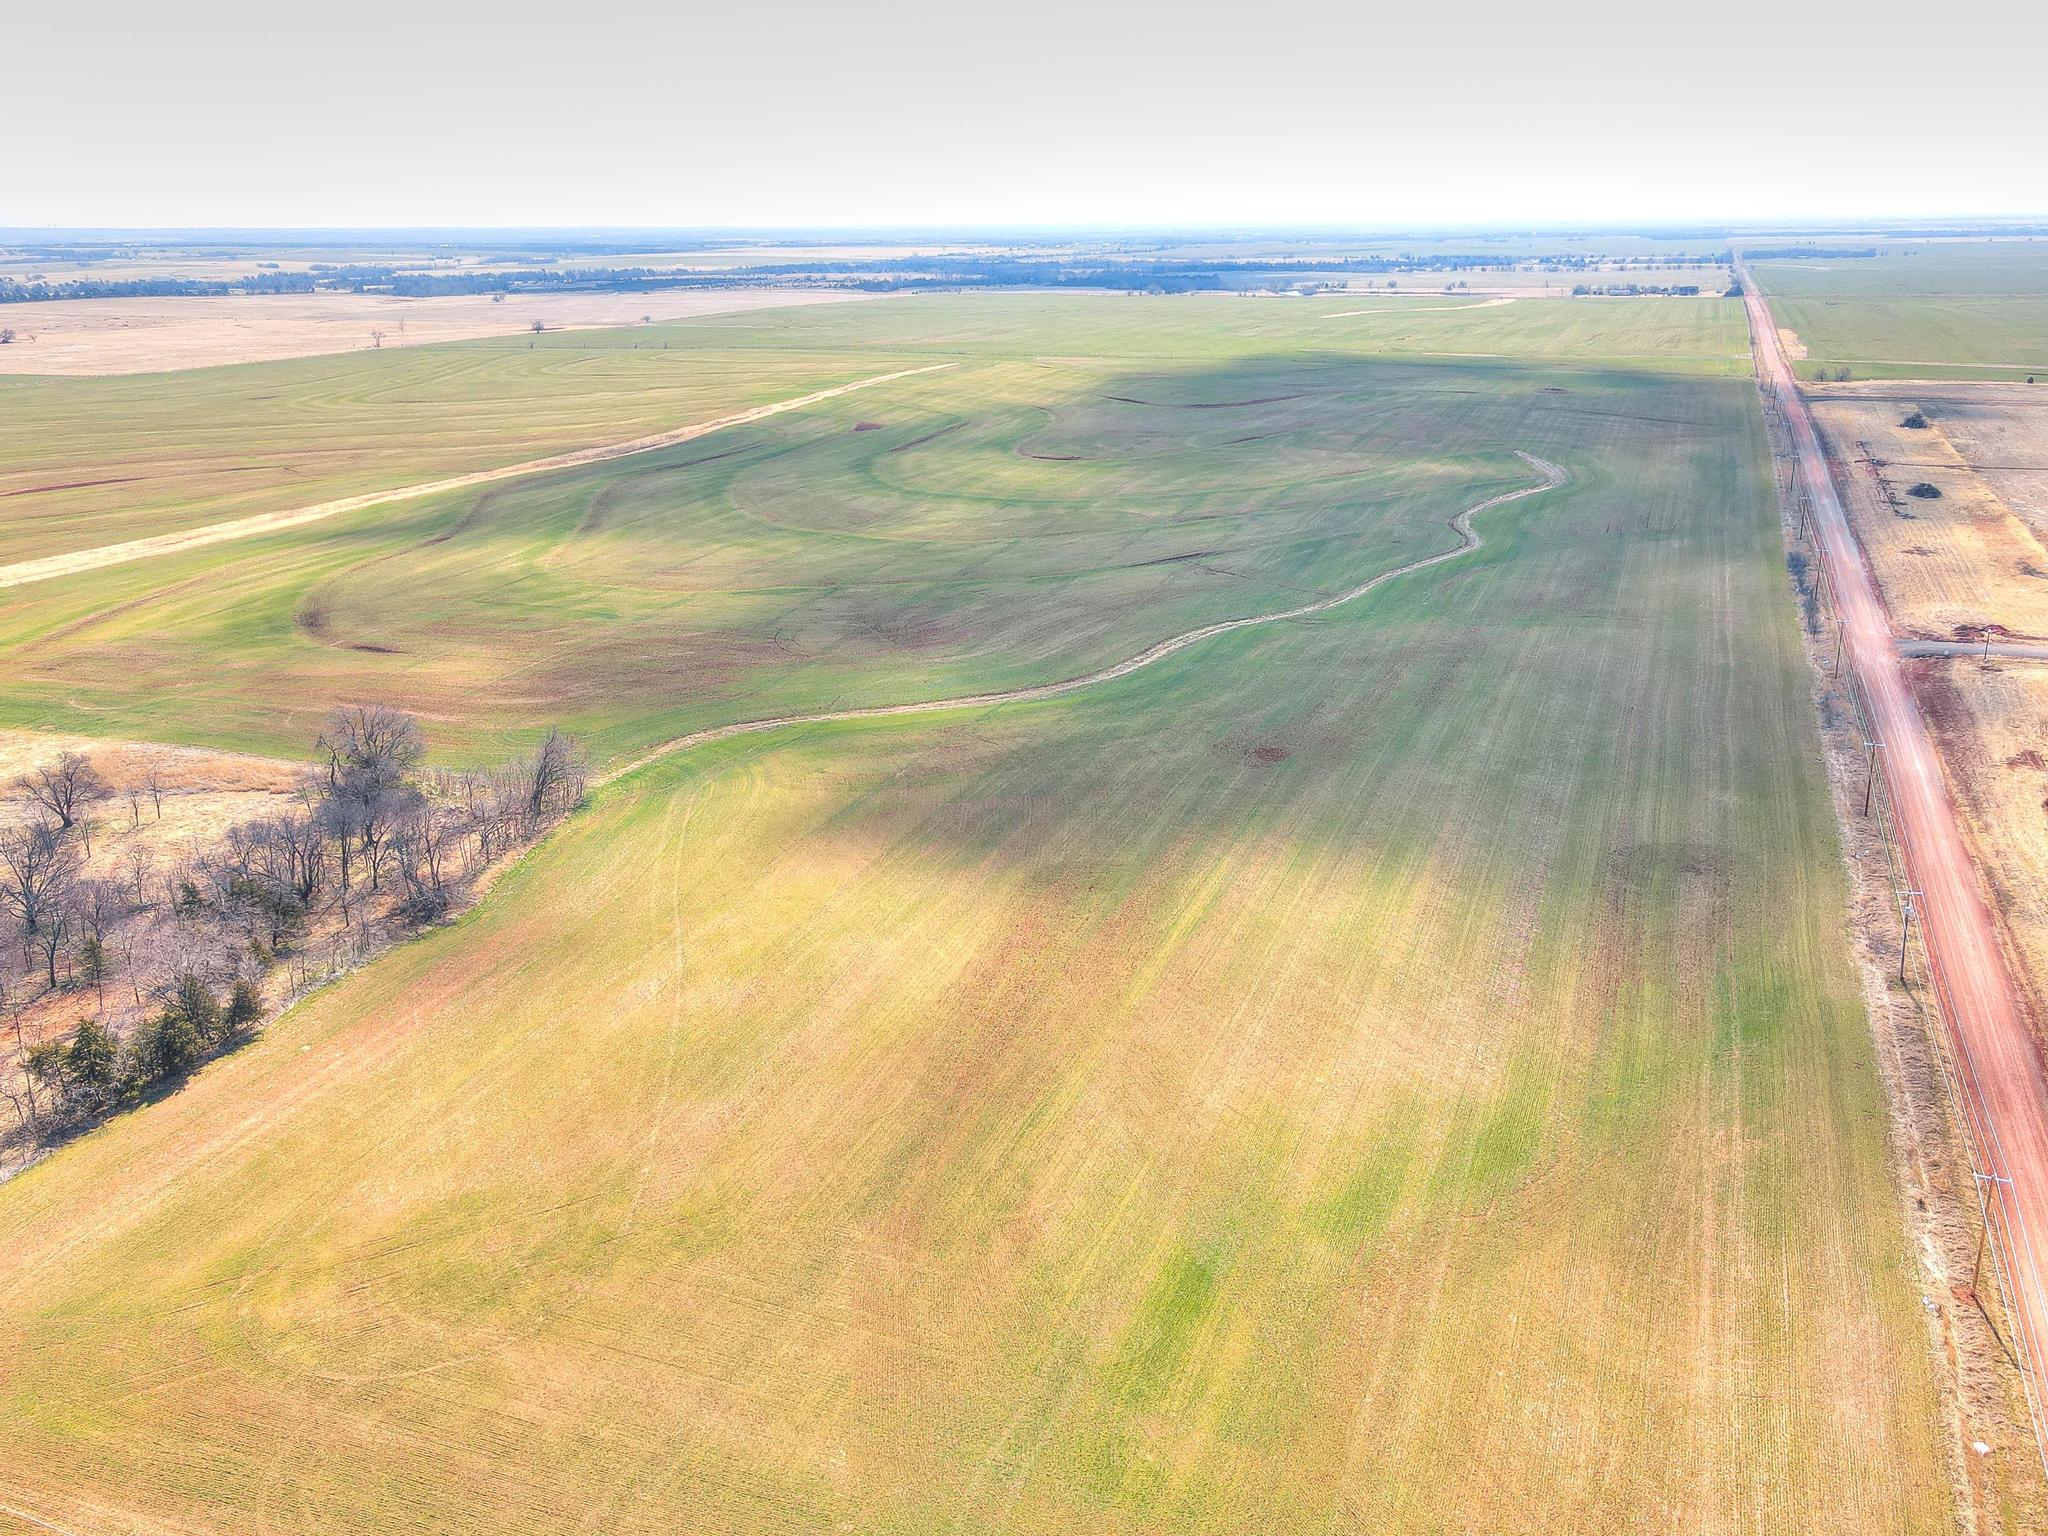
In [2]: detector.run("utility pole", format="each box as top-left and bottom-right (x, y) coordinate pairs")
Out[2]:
(1968, 1170), (2020, 1364)
(1900, 889), (1923, 984)
(1863, 739), (1882, 816)
(1970, 1169), (2011, 1294)
(1832, 618), (1845, 675)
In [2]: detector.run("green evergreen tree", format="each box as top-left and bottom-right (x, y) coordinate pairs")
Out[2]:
(224, 979), (263, 1040)
(64, 1018), (119, 1108)
(167, 971), (223, 1048)
(78, 935), (109, 1000)
(136, 1009), (203, 1084)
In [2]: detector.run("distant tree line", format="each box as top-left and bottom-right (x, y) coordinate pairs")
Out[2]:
(1569, 283), (1704, 296)
(3, 250), (1743, 304)
(1739, 247), (1879, 260)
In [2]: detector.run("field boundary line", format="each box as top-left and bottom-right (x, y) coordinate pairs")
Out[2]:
(0, 363), (956, 590)
(603, 452), (1565, 785)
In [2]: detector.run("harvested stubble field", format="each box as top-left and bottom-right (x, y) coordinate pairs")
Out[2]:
(1809, 380), (2048, 1103)
(0, 294), (1967, 1531)
(1922, 385), (2048, 551)
(1807, 388), (2048, 640)
(1912, 660), (2048, 1045)
(0, 287), (874, 378)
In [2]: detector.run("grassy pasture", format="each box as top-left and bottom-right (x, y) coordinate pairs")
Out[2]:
(1751, 243), (2048, 300)
(606, 290), (1754, 374)
(1, 347), (1729, 767)
(0, 344), (892, 563)
(1752, 243), (2048, 380)
(0, 293), (1751, 766)
(0, 338), (1958, 1530)
(0, 292), (1752, 564)
(1769, 298), (2048, 380)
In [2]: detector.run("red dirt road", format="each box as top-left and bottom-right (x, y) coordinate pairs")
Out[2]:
(1742, 266), (2048, 1463)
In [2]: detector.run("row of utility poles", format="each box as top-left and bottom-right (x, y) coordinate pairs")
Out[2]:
(1785, 470), (1915, 984)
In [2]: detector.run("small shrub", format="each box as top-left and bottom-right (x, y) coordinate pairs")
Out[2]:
(1908, 482), (1943, 500)
(224, 980), (263, 1040)
(395, 887), (452, 927)
(77, 935), (108, 990)
(1900, 412), (1928, 429)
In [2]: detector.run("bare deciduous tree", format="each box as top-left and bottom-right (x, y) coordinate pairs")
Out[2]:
(17, 751), (110, 831)
(74, 879), (123, 944)
(317, 705), (424, 796)
(1, 823), (80, 961)
(119, 844), (157, 908)
(1, 982), (42, 1132)
(317, 707), (426, 891)
(525, 728), (587, 821)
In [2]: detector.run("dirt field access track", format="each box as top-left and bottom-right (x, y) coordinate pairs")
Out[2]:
(0, 365), (954, 591)
(605, 453), (1567, 784)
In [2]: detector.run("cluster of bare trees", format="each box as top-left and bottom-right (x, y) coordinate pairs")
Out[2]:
(1, 711), (585, 1149)
(0, 754), (110, 988)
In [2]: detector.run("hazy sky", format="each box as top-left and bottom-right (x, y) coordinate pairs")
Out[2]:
(6, 0), (2042, 228)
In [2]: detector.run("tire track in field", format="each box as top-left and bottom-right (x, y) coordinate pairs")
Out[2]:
(0, 364), (956, 591)
(605, 452), (1566, 785)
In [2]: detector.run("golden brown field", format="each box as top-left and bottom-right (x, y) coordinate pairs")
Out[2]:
(1809, 388), (2048, 640)
(0, 287), (874, 376)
